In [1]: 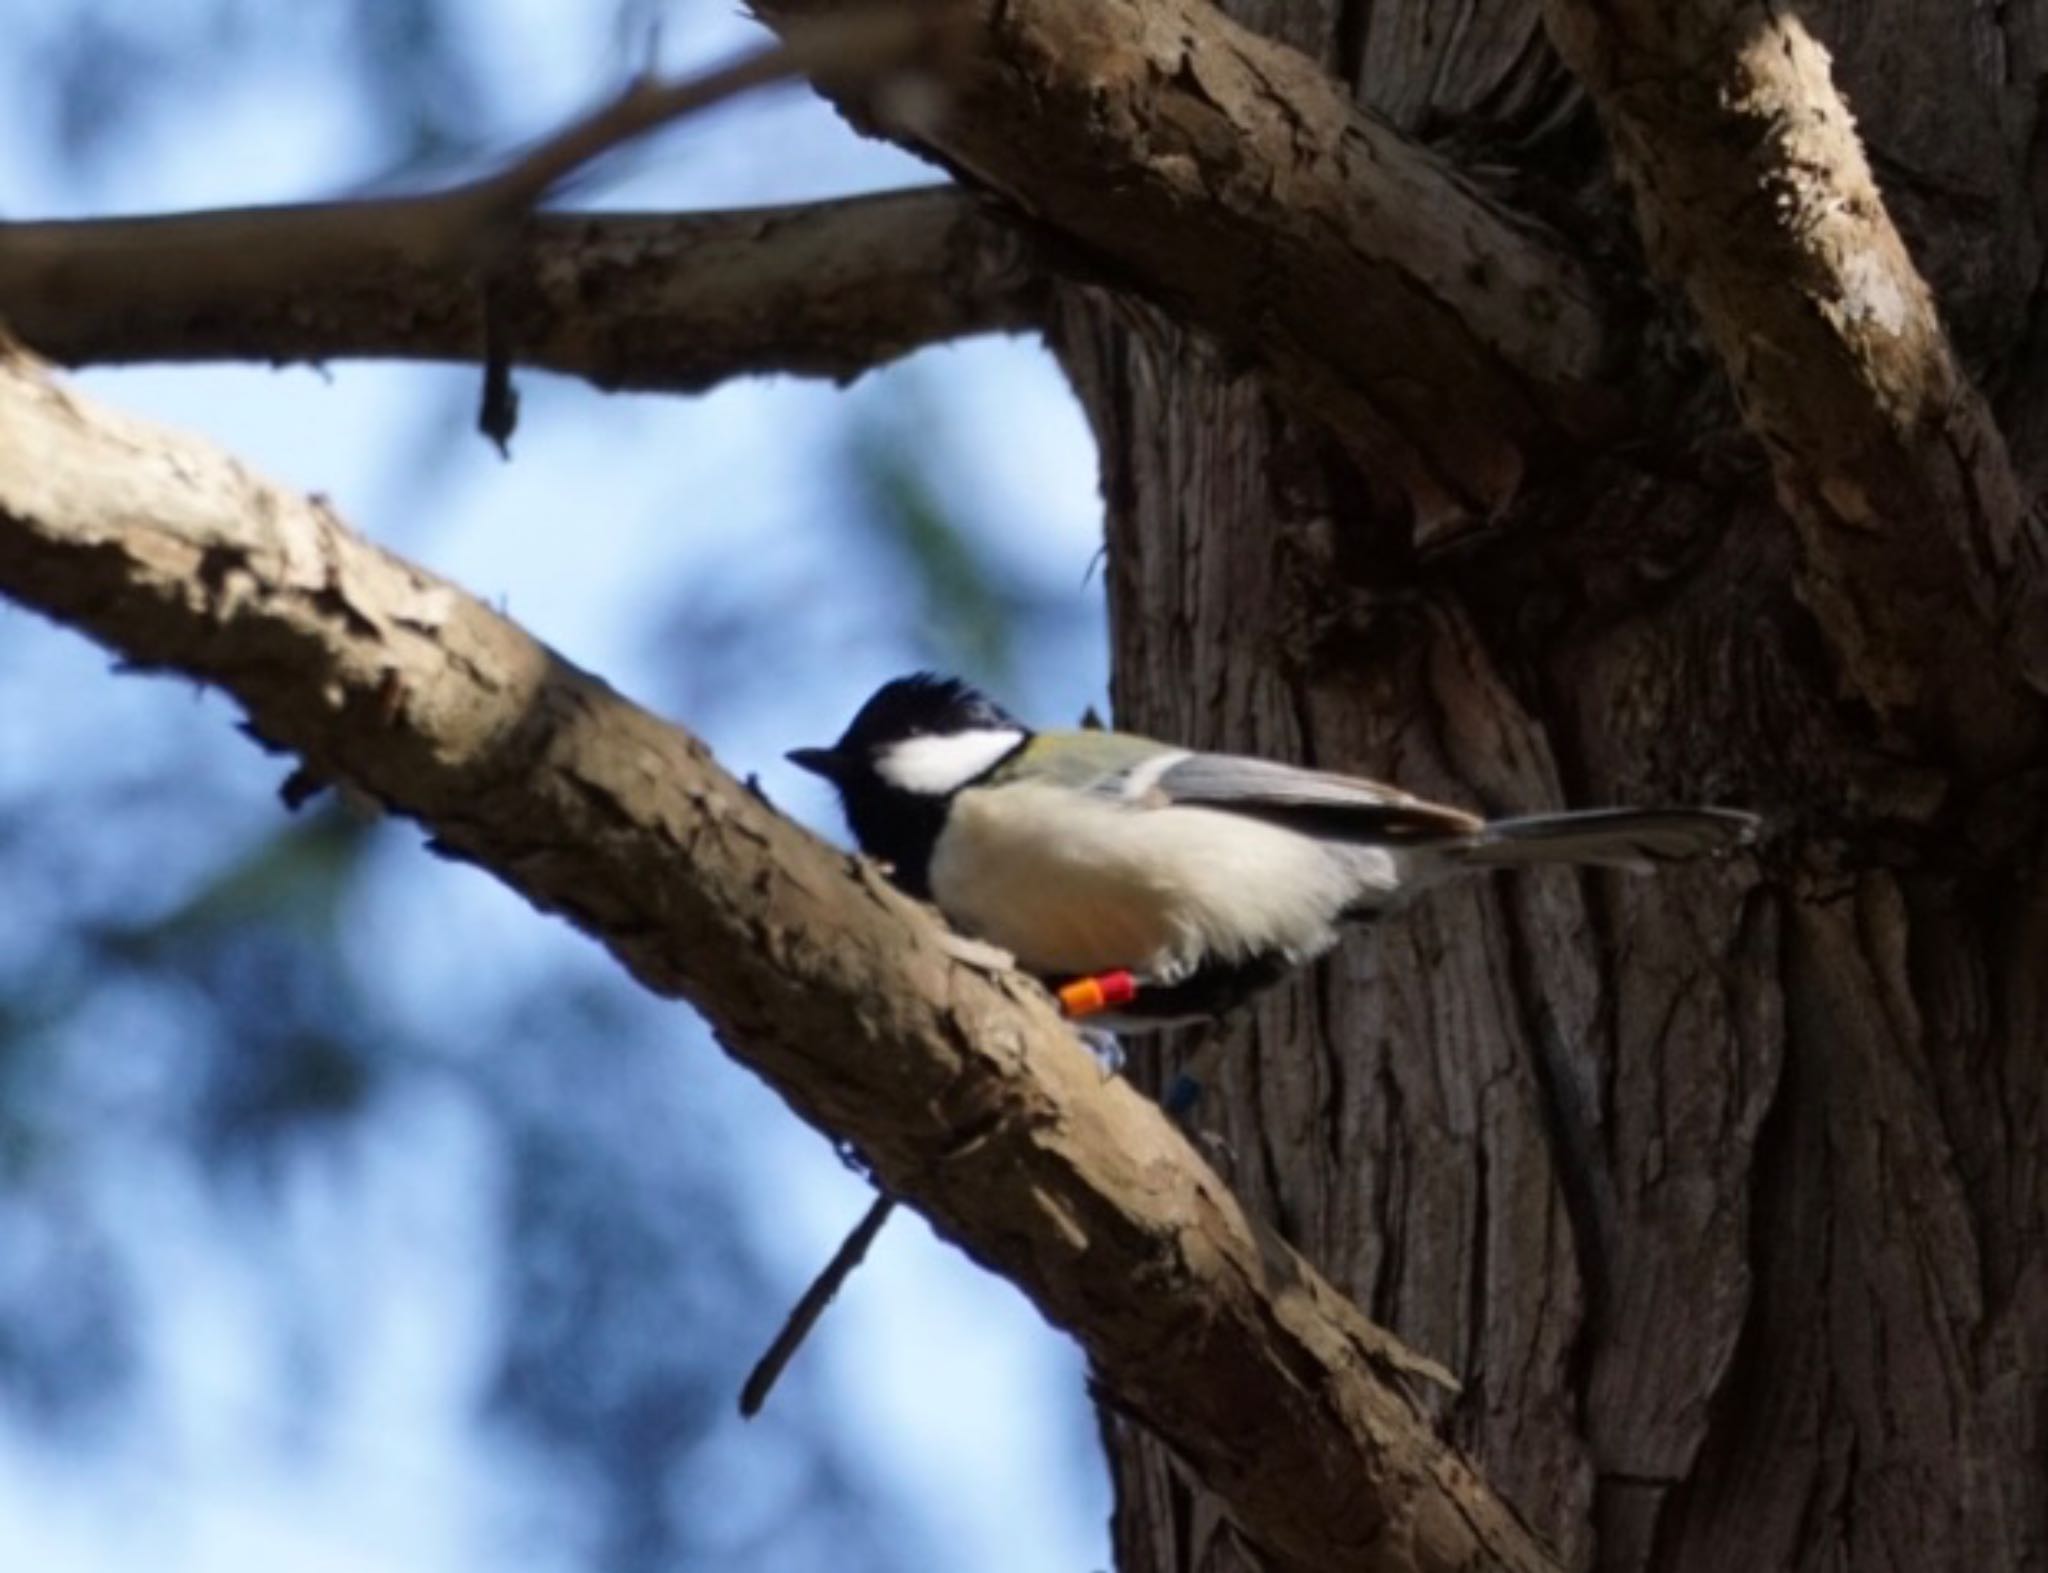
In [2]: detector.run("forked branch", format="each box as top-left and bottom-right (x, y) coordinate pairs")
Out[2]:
(0, 12), (1018, 397)
(755, 0), (1613, 528)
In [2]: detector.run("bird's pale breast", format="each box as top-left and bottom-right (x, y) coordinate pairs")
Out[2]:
(928, 780), (1390, 979)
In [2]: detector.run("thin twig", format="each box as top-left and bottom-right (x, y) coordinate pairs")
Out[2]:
(0, 347), (1557, 1570)
(739, 972), (1148, 1418)
(464, 7), (935, 230)
(450, 3), (935, 447)
(740, 1193), (898, 1417)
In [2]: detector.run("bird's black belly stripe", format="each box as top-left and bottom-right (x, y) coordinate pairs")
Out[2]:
(1046, 952), (1297, 1025)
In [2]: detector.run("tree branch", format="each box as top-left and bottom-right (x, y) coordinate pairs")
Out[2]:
(1538, 0), (2048, 766)
(0, 346), (1561, 1573)
(741, 1192), (897, 1418)
(0, 188), (1042, 392)
(754, 0), (1615, 528)
(0, 8), (1011, 399)
(453, 6), (937, 226)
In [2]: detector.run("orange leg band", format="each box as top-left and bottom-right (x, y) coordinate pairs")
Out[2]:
(1057, 969), (1138, 1018)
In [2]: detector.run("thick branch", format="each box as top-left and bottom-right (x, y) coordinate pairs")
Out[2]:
(0, 10), (994, 394)
(0, 348), (1560, 1573)
(0, 188), (1042, 392)
(1538, 0), (2048, 765)
(758, 0), (1614, 526)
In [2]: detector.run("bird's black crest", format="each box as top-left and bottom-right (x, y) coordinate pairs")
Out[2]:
(792, 674), (1026, 899)
(833, 673), (1023, 754)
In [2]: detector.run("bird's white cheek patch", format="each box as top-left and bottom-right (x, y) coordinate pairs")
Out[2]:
(873, 729), (1026, 795)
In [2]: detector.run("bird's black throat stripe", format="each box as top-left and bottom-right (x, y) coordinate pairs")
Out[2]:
(846, 730), (1032, 899)
(840, 775), (950, 898)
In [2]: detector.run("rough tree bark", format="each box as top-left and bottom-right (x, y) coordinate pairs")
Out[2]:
(0, 346), (1552, 1573)
(7, 0), (2048, 1569)
(1046, 3), (2048, 1571)
(0, 188), (1043, 395)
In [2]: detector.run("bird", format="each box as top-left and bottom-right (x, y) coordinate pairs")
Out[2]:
(789, 673), (1758, 1031)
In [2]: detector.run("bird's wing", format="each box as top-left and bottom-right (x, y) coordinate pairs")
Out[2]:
(992, 730), (1481, 842)
(983, 730), (1175, 792)
(1148, 750), (1483, 842)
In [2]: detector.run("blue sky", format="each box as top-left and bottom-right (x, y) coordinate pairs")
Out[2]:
(0, 3), (1114, 1569)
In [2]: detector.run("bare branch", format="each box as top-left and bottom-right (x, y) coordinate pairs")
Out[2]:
(0, 188), (1042, 391)
(457, 7), (940, 228)
(0, 5), (1015, 395)
(741, 1193), (897, 1417)
(1538, 0), (2048, 765)
(755, 0), (1616, 529)
(0, 346), (1560, 1573)
(0, 6), (988, 407)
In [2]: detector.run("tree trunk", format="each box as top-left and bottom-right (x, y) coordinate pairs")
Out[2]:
(1053, 4), (2048, 1569)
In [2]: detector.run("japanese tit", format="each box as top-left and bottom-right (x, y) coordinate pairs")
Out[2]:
(790, 674), (1757, 1029)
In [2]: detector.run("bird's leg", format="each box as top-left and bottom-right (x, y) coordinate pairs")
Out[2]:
(1162, 1060), (1207, 1120)
(1163, 1026), (1227, 1123)
(741, 967), (1135, 1421)
(1051, 970), (1236, 1171)
(1056, 968), (1138, 1019)
(1056, 968), (1138, 1080)
(1160, 1022), (1244, 1175)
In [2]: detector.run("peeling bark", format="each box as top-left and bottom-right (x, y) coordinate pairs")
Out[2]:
(1050, 3), (2048, 1572)
(1537, 0), (2048, 765)
(756, 0), (1614, 527)
(0, 188), (1042, 393)
(0, 347), (1562, 1573)
(1060, 290), (2048, 1573)
(10, 0), (2048, 1567)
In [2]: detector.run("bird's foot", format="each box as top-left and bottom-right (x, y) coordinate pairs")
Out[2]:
(1162, 1069), (1205, 1121)
(1049, 970), (1141, 1078)
(1156, 1019), (1253, 1171)
(1076, 1027), (1126, 1079)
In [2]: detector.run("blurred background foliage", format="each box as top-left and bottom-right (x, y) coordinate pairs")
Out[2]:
(0, 1), (1110, 1568)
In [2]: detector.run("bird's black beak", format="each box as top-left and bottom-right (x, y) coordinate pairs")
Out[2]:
(786, 747), (842, 781)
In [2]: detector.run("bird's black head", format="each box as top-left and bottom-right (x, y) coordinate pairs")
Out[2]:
(787, 674), (1028, 896)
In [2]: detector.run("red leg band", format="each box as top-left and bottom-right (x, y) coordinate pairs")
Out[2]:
(1058, 969), (1138, 1018)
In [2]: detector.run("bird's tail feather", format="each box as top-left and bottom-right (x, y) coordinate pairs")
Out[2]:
(1450, 807), (1758, 873)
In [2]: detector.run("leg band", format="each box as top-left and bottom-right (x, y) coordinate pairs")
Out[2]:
(1056, 969), (1138, 1018)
